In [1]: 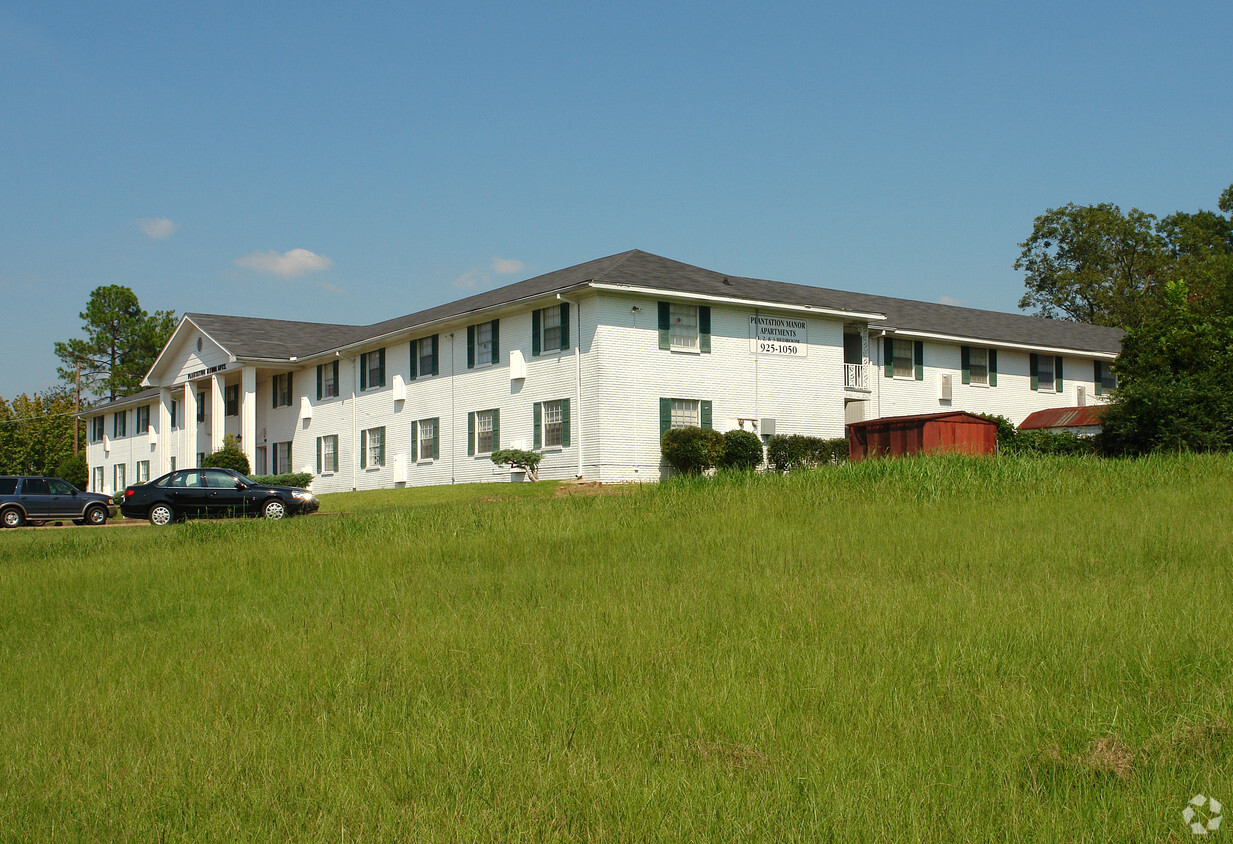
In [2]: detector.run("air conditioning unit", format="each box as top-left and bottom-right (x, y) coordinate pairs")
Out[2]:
(939, 373), (952, 402)
(1076, 385), (1087, 406)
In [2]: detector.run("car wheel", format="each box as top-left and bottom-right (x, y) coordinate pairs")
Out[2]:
(2, 508), (24, 528)
(84, 505), (108, 526)
(262, 499), (286, 520)
(148, 503), (174, 526)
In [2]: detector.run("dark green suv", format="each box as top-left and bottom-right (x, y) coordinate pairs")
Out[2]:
(0, 476), (113, 528)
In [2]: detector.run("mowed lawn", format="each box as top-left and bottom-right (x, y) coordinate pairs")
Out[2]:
(1, 455), (1231, 842)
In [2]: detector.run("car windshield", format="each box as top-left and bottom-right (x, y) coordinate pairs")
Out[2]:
(47, 479), (75, 495)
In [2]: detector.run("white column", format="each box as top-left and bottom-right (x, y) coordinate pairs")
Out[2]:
(211, 373), (226, 453)
(241, 365), (257, 469)
(184, 383), (198, 467)
(157, 388), (173, 475)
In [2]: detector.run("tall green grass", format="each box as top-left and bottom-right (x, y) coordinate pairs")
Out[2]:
(1, 455), (1230, 841)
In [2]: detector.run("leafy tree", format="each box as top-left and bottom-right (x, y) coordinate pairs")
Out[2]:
(490, 448), (543, 481)
(0, 388), (78, 475)
(202, 434), (252, 475)
(1098, 280), (1233, 455)
(1015, 203), (1165, 328)
(55, 285), (177, 402)
(55, 454), (89, 490)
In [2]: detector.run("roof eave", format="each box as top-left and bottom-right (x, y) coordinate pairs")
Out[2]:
(587, 282), (887, 322)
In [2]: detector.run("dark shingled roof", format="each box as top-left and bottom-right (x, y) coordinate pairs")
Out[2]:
(184, 249), (1123, 361)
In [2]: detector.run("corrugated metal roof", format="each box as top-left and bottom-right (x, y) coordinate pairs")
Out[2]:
(1018, 406), (1107, 430)
(847, 411), (997, 429)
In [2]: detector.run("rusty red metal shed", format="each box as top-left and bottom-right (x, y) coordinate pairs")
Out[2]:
(1018, 405), (1106, 435)
(847, 411), (998, 461)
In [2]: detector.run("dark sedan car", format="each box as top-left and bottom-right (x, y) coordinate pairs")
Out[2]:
(121, 468), (319, 525)
(0, 475), (113, 528)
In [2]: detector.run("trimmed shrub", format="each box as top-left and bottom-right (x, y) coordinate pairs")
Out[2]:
(491, 448), (544, 481)
(202, 434), (251, 475)
(661, 427), (724, 474)
(56, 454), (89, 490)
(719, 429), (764, 471)
(249, 472), (313, 489)
(766, 435), (848, 472)
(1006, 430), (1096, 456)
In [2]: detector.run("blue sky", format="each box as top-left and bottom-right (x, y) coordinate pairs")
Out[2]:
(2, 0), (1230, 399)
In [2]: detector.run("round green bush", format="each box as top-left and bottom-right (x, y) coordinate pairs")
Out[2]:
(56, 454), (89, 490)
(202, 435), (252, 475)
(661, 426), (724, 474)
(719, 429), (763, 470)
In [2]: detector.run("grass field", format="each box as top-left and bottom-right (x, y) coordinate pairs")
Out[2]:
(1, 454), (1231, 841)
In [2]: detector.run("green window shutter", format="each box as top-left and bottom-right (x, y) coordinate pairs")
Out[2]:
(272, 377), (278, 408)
(491, 320), (499, 362)
(559, 302), (570, 350)
(883, 337), (894, 378)
(360, 429), (368, 469)
(378, 427), (386, 466)
(561, 398), (570, 447)
(317, 365), (323, 399)
(408, 341), (417, 380)
(699, 306), (711, 353)
(410, 421), (418, 462)
(1094, 360), (1103, 396)
(659, 397), (671, 436)
(988, 349), (997, 387)
(432, 418), (440, 459)
(377, 349), (386, 387)
(491, 408), (500, 450)
(316, 437), (322, 474)
(333, 361), (339, 391)
(961, 346), (971, 384)
(701, 400), (713, 430)
(360, 353), (368, 391)
(467, 412), (475, 455)
(431, 334), (439, 376)
(1055, 356), (1063, 393)
(913, 341), (924, 381)
(658, 302), (671, 350)
(1030, 353), (1039, 391)
(467, 325), (475, 369)
(531, 309), (541, 356)
(533, 402), (542, 449)
(287, 372), (293, 402)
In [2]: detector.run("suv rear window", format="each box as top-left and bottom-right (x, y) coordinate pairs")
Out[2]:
(0, 478), (16, 495)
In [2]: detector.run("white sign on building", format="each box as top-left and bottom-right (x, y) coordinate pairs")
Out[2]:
(749, 315), (807, 357)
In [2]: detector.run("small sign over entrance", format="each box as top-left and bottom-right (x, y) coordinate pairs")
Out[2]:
(749, 315), (807, 357)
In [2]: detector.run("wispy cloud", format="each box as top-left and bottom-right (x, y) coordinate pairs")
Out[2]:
(937, 295), (968, 307)
(492, 257), (526, 275)
(235, 248), (334, 279)
(136, 217), (178, 239)
(453, 257), (528, 289)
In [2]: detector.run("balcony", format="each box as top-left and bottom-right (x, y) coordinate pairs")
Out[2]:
(844, 363), (869, 391)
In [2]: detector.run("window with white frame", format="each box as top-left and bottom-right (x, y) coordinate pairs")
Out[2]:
(671, 399), (700, 429)
(273, 373), (293, 407)
(255, 447), (267, 475)
(136, 405), (150, 432)
(170, 400), (178, 429)
(892, 339), (914, 378)
(1037, 355), (1055, 392)
(317, 434), (338, 474)
(136, 460), (150, 483)
(543, 399), (564, 448)
(669, 303), (699, 350)
(361, 427), (385, 468)
(361, 349), (385, 390)
(969, 348), (988, 386)
(417, 418), (437, 461)
(113, 463), (126, 491)
(474, 409), (496, 454)
(476, 321), (494, 366)
(113, 411), (126, 438)
(272, 442), (292, 474)
(318, 361), (339, 399)
(412, 336), (436, 378)
(90, 416), (105, 443)
(92, 466), (103, 492)
(541, 306), (561, 351)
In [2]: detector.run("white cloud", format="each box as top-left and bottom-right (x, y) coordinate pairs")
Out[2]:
(234, 248), (334, 278)
(491, 257), (526, 275)
(937, 295), (968, 307)
(453, 270), (487, 289)
(136, 217), (178, 239)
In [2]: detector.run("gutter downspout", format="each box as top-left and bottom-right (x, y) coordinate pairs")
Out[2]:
(350, 354), (358, 491)
(557, 293), (584, 479)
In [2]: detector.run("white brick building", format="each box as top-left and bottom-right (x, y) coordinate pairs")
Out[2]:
(82, 251), (1122, 495)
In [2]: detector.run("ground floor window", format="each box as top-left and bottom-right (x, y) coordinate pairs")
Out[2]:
(534, 399), (570, 449)
(92, 466), (103, 492)
(113, 463), (126, 491)
(413, 418), (439, 461)
(468, 409), (499, 455)
(361, 427), (385, 468)
(136, 460), (150, 483)
(272, 442), (292, 474)
(671, 399), (700, 429)
(317, 435), (339, 474)
(659, 398), (712, 435)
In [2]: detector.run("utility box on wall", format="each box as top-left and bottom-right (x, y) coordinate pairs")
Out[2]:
(846, 411), (997, 461)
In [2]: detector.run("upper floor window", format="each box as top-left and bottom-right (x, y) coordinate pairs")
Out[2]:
(411, 336), (438, 379)
(533, 304), (570, 355)
(225, 385), (239, 416)
(962, 346), (998, 387)
(1032, 354), (1062, 393)
(317, 361), (339, 399)
(892, 339), (914, 378)
(198, 390), (207, 422)
(90, 416), (105, 443)
(113, 410), (127, 438)
(1095, 360), (1117, 395)
(468, 320), (499, 368)
(360, 349), (385, 390)
(135, 405), (150, 432)
(658, 302), (711, 353)
(272, 373), (294, 408)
